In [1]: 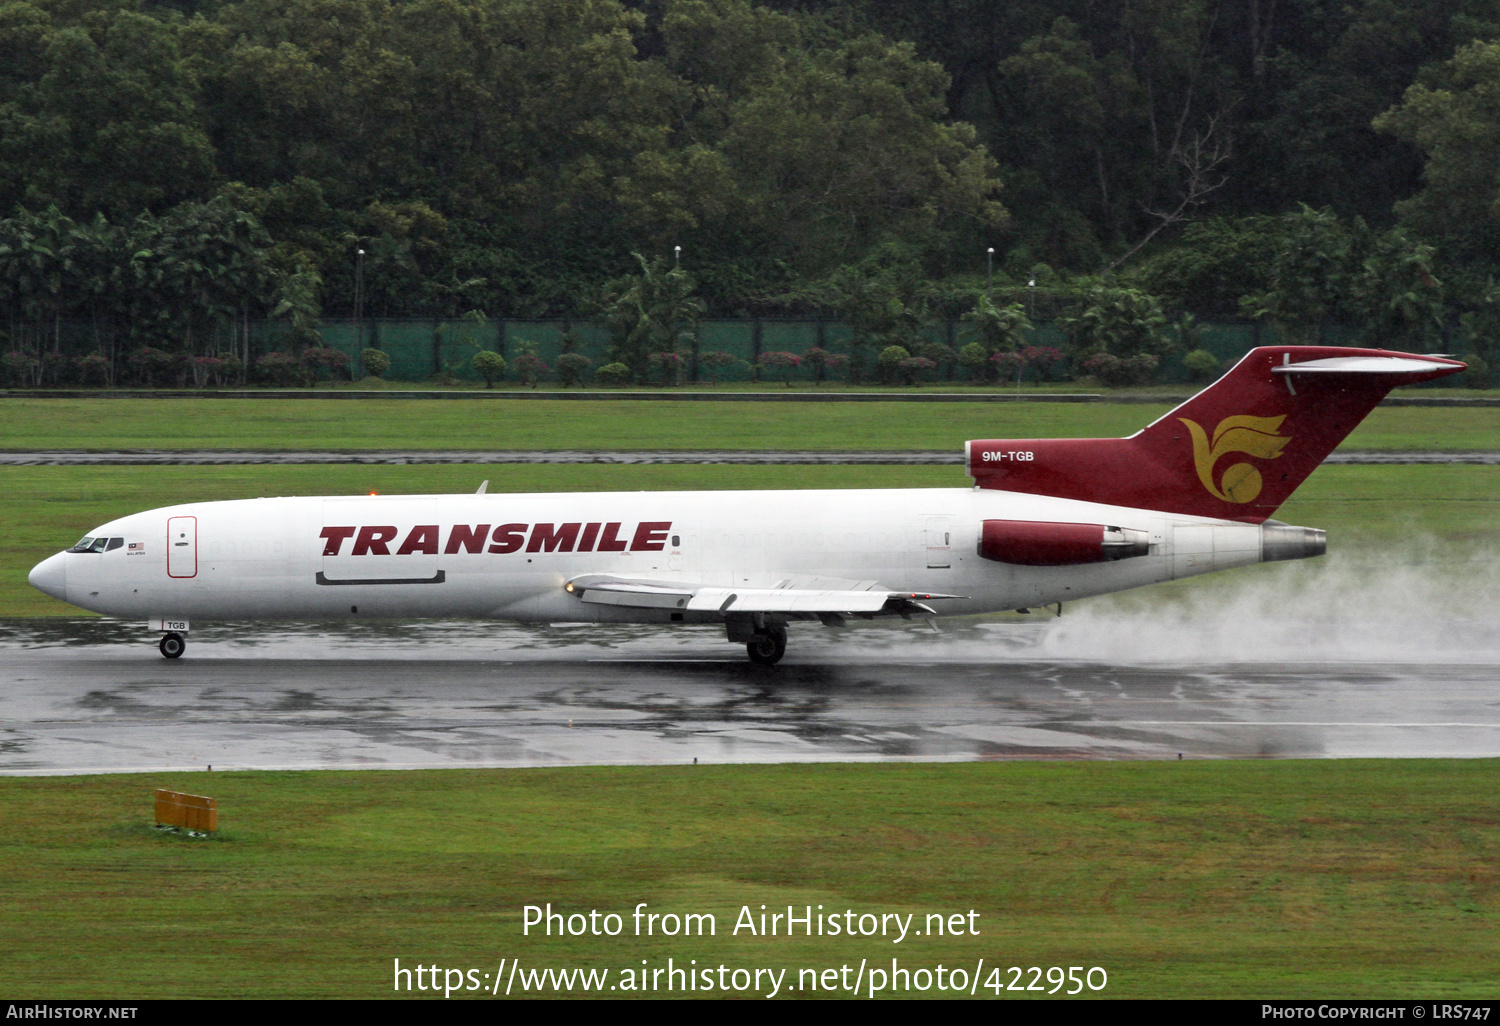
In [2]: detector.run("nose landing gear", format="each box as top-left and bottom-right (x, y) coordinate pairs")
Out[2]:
(158, 632), (185, 659)
(746, 624), (787, 666)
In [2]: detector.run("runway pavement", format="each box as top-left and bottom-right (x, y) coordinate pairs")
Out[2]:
(3, 610), (1496, 775)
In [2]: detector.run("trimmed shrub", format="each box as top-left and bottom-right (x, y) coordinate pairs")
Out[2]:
(958, 341), (989, 381)
(595, 362), (631, 386)
(919, 342), (957, 379)
(758, 350), (801, 386)
(302, 347), (349, 386)
(74, 353), (110, 386)
(255, 351), (305, 387)
(128, 347), (181, 387)
(698, 351), (743, 385)
(1183, 348), (1220, 382)
(897, 355), (936, 386)
(647, 351), (685, 386)
(989, 350), (1023, 383)
(555, 353), (591, 387)
(876, 345), (910, 385)
(471, 350), (507, 388)
(803, 347), (830, 384)
(512, 350), (547, 388)
(1082, 352), (1159, 387)
(190, 356), (225, 387)
(361, 349), (391, 378)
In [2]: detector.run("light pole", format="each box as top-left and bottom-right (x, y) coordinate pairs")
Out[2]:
(674, 245), (681, 270)
(986, 247), (994, 297)
(355, 248), (365, 374)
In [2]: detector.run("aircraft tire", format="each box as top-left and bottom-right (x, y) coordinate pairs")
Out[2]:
(746, 626), (787, 666)
(159, 632), (185, 659)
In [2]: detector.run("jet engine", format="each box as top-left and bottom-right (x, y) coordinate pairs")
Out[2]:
(978, 520), (1151, 566)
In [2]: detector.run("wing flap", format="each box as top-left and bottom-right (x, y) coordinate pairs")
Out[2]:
(565, 574), (963, 614)
(685, 588), (891, 613)
(567, 578), (694, 610)
(580, 588), (692, 610)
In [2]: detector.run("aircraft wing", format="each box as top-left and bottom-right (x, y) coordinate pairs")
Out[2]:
(564, 574), (963, 615)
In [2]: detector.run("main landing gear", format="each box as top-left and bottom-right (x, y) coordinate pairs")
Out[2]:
(158, 632), (185, 659)
(746, 624), (787, 666)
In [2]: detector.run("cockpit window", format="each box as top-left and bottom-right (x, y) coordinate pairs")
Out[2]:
(67, 536), (119, 553)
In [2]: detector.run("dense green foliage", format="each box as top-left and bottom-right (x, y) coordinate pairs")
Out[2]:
(776, 0), (1500, 268)
(2, 0), (1499, 385)
(0, 0), (1007, 317)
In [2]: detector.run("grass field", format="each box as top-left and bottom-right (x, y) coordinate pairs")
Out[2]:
(0, 397), (1496, 451)
(4, 463), (1497, 617)
(2, 761), (1498, 998)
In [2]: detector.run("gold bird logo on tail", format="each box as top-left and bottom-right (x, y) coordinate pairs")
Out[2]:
(1179, 415), (1291, 503)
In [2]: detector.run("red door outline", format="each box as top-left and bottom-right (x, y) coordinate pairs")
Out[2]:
(167, 516), (197, 579)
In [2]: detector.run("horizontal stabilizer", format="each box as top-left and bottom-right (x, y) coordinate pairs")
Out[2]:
(1270, 355), (1455, 376)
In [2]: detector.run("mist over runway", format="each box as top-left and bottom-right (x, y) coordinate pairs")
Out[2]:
(3, 553), (1497, 774)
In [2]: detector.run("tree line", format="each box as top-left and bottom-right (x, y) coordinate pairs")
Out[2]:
(0, 0), (1497, 385)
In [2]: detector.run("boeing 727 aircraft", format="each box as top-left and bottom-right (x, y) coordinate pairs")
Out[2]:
(28, 345), (1464, 663)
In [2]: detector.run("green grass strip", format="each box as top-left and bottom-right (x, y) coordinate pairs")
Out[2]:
(1, 398), (1495, 451)
(2, 761), (1498, 998)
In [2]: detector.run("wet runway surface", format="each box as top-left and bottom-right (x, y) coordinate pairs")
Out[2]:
(3, 609), (1497, 775)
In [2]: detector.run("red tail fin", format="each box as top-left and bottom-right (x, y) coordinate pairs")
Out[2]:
(967, 346), (1465, 522)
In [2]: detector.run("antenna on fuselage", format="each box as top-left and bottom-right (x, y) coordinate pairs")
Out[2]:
(476, 480), (489, 494)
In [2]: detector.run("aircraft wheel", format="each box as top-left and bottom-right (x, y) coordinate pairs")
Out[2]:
(159, 632), (185, 659)
(746, 626), (787, 666)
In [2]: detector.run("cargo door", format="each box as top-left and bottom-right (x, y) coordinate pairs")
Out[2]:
(167, 516), (197, 578)
(924, 516), (952, 569)
(319, 499), (441, 584)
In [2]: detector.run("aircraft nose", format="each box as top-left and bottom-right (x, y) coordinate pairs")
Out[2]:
(28, 552), (67, 601)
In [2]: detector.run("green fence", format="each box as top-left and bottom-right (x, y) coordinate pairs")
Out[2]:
(305, 318), (1407, 385)
(1, 316), (1452, 387)
(323, 319), (868, 383)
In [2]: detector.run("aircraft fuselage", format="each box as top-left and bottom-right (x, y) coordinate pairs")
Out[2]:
(29, 486), (1299, 625)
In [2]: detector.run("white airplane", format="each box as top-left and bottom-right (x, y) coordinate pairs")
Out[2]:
(28, 345), (1464, 664)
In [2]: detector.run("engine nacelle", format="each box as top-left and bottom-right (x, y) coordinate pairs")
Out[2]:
(1260, 521), (1326, 562)
(979, 520), (1151, 566)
